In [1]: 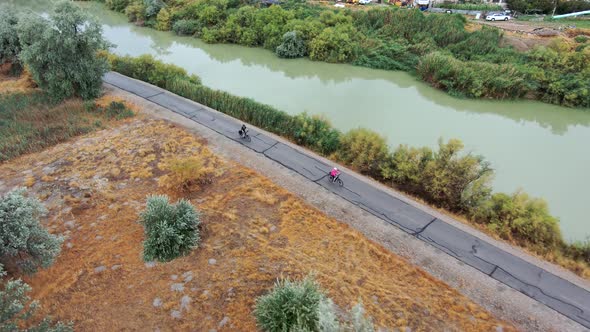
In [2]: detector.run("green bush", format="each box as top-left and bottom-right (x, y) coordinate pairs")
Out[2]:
(125, 1), (146, 22)
(140, 195), (201, 262)
(276, 31), (307, 58)
(143, 0), (165, 18)
(108, 53), (201, 87)
(309, 26), (356, 63)
(254, 276), (325, 332)
(16, 1), (110, 101)
(420, 139), (492, 210)
(0, 189), (63, 274)
(574, 35), (589, 44)
(293, 113), (340, 155)
(106, 0), (130, 12)
(381, 144), (433, 192)
(435, 3), (503, 11)
(353, 38), (418, 71)
(350, 303), (375, 332)
(1, 265), (73, 332)
(172, 19), (200, 36)
(562, 240), (590, 264)
(417, 52), (529, 99)
(469, 191), (562, 251)
(335, 128), (389, 178)
(156, 7), (171, 31)
(0, 6), (21, 67)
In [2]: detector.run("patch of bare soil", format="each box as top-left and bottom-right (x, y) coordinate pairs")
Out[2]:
(0, 114), (516, 331)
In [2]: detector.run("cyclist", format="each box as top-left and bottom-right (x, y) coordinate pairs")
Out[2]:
(239, 124), (248, 138)
(329, 167), (341, 183)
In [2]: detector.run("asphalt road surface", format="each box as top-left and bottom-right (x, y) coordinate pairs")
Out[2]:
(104, 72), (590, 329)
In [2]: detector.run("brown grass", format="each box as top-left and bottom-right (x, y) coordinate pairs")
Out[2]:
(0, 115), (516, 331)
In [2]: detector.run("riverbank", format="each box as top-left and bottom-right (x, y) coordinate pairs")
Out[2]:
(103, 53), (590, 279)
(92, 0), (589, 108)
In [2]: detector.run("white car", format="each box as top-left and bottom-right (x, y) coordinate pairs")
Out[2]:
(334, 2), (345, 7)
(359, 0), (372, 4)
(486, 13), (510, 21)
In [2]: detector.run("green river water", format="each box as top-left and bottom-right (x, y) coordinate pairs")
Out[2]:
(8, 0), (590, 241)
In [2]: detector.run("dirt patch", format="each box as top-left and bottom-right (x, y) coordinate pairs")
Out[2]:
(0, 115), (515, 331)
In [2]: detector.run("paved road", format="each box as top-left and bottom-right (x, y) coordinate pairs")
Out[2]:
(104, 72), (590, 329)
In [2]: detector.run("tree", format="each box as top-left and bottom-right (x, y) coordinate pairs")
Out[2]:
(0, 189), (63, 274)
(17, 1), (110, 101)
(0, 6), (21, 69)
(0, 264), (73, 332)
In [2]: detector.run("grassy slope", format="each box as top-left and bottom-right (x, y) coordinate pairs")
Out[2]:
(0, 106), (515, 330)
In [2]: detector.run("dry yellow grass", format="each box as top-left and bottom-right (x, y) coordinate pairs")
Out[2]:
(0, 113), (516, 331)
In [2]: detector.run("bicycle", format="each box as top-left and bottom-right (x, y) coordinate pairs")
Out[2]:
(328, 173), (344, 187)
(239, 128), (251, 142)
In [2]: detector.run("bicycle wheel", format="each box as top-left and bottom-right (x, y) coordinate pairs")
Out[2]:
(337, 178), (344, 187)
(245, 134), (252, 142)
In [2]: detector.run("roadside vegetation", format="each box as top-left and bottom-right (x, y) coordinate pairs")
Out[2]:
(507, 0), (590, 15)
(434, 3), (503, 11)
(92, 0), (589, 107)
(254, 275), (375, 332)
(0, 189), (73, 331)
(105, 53), (590, 278)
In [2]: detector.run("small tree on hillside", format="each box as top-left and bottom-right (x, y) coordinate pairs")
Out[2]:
(140, 195), (201, 262)
(0, 189), (62, 274)
(16, 1), (110, 101)
(0, 264), (73, 332)
(0, 6), (21, 70)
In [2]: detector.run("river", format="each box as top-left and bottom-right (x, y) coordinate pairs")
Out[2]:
(9, 0), (590, 242)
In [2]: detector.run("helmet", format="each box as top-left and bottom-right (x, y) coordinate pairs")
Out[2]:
(333, 167), (338, 171)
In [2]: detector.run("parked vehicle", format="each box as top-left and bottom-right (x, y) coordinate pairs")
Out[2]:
(359, 0), (372, 4)
(334, 2), (345, 7)
(486, 13), (511, 21)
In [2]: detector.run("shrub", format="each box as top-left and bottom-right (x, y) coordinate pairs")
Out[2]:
(0, 6), (21, 67)
(574, 35), (589, 44)
(0, 265), (73, 332)
(156, 7), (171, 31)
(381, 144), (433, 192)
(158, 156), (214, 192)
(16, 1), (110, 101)
(140, 195), (201, 262)
(125, 1), (146, 22)
(0, 189), (63, 274)
(309, 26), (357, 63)
(107, 53), (201, 87)
(143, 0), (165, 18)
(350, 303), (375, 332)
(469, 191), (562, 251)
(420, 139), (492, 210)
(293, 113), (340, 155)
(254, 276), (325, 332)
(106, 0), (130, 12)
(172, 19), (200, 36)
(317, 298), (340, 332)
(562, 240), (590, 264)
(335, 128), (389, 178)
(353, 39), (418, 71)
(417, 52), (529, 99)
(276, 31), (307, 58)
(435, 3), (503, 11)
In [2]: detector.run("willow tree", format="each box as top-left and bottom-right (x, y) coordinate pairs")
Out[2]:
(17, 1), (110, 101)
